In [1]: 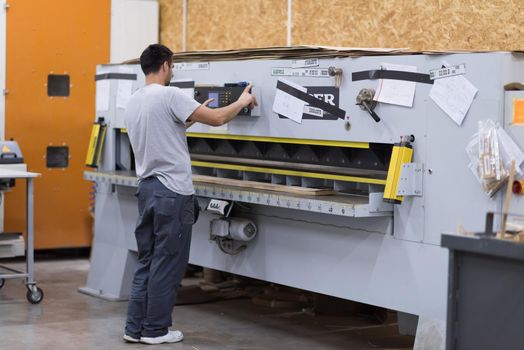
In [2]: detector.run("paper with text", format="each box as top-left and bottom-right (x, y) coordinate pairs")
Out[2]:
(429, 63), (478, 126)
(373, 63), (417, 107)
(272, 79), (307, 123)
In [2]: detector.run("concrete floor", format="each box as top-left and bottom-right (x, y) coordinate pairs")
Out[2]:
(0, 259), (413, 350)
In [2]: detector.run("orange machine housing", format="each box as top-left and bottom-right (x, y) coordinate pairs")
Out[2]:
(4, 0), (110, 249)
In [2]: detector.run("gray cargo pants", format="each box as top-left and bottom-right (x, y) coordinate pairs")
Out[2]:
(125, 176), (194, 339)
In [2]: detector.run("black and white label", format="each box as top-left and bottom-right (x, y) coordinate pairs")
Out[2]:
(429, 63), (466, 80)
(206, 199), (230, 215)
(278, 86), (340, 120)
(291, 58), (319, 68)
(303, 106), (323, 117)
(174, 62), (210, 71)
(271, 67), (330, 77)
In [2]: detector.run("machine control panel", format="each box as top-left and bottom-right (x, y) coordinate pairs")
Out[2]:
(194, 85), (255, 116)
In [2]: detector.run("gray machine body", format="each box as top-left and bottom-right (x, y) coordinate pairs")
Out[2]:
(80, 52), (524, 325)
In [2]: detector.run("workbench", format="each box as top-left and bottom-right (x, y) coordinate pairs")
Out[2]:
(0, 168), (42, 304)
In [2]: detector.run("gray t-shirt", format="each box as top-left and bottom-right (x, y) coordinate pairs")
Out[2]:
(124, 83), (201, 195)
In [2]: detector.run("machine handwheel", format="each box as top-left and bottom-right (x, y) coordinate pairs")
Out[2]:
(0, 278), (4, 289)
(26, 286), (44, 304)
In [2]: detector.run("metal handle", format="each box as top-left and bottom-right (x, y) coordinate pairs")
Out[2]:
(361, 101), (381, 122)
(356, 88), (380, 123)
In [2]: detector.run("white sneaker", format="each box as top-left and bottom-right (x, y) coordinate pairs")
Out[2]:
(140, 330), (184, 345)
(123, 334), (140, 343)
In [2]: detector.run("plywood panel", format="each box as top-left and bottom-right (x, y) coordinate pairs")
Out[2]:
(292, 0), (524, 51)
(160, 0), (524, 52)
(159, 0), (183, 52)
(5, 0), (110, 249)
(186, 0), (287, 51)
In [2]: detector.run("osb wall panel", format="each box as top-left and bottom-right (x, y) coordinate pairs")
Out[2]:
(159, 0), (524, 52)
(187, 0), (287, 50)
(292, 0), (524, 51)
(159, 0), (287, 51)
(159, 0), (183, 52)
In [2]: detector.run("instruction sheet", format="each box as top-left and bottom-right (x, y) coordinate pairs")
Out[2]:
(429, 62), (478, 126)
(272, 79), (307, 124)
(373, 63), (417, 107)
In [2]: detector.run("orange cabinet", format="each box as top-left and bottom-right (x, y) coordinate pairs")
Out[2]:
(5, 0), (110, 249)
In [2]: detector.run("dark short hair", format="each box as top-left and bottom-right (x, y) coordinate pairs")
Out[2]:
(140, 44), (174, 75)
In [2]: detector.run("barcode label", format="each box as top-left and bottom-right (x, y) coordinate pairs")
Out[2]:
(304, 106), (324, 117)
(291, 58), (319, 68)
(271, 67), (330, 77)
(429, 63), (466, 80)
(174, 62), (210, 71)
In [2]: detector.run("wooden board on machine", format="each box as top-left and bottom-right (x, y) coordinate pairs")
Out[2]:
(192, 175), (336, 196)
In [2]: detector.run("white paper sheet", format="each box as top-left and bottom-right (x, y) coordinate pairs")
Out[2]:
(272, 79), (307, 123)
(373, 63), (417, 107)
(429, 63), (478, 126)
(116, 67), (135, 110)
(95, 79), (110, 112)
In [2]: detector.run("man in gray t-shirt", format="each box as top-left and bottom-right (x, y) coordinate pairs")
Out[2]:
(125, 81), (199, 195)
(123, 44), (256, 345)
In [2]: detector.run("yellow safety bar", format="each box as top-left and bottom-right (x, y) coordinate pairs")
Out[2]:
(85, 122), (107, 168)
(383, 143), (413, 204)
(187, 132), (369, 149)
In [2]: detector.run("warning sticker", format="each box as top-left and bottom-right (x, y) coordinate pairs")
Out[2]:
(429, 64), (466, 80)
(513, 98), (524, 125)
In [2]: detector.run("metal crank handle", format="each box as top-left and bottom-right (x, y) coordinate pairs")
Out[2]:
(358, 101), (381, 122)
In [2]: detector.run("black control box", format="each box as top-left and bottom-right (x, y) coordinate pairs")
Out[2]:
(194, 86), (251, 116)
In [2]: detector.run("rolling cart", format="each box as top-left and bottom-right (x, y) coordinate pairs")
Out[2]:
(0, 168), (42, 304)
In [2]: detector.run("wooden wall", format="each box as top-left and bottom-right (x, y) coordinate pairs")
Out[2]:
(159, 0), (184, 52)
(159, 0), (524, 52)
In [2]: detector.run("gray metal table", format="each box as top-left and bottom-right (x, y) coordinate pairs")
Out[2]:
(442, 233), (524, 350)
(0, 168), (42, 304)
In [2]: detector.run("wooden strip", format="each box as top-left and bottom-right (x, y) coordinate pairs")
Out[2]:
(191, 160), (387, 185)
(500, 160), (517, 239)
(192, 175), (336, 196)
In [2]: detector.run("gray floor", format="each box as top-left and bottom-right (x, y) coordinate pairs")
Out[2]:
(0, 259), (413, 350)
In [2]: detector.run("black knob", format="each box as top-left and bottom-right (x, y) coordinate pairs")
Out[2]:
(362, 101), (380, 122)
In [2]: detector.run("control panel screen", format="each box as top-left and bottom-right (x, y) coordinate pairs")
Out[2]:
(208, 92), (219, 108)
(194, 86), (253, 116)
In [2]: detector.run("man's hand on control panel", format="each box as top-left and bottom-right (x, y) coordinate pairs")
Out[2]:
(237, 84), (258, 110)
(188, 84), (258, 127)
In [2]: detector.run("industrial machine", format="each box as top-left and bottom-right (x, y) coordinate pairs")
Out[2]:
(80, 49), (524, 336)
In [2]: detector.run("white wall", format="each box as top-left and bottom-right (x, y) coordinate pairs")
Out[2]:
(0, 0), (6, 140)
(110, 0), (159, 63)
(0, 0), (5, 232)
